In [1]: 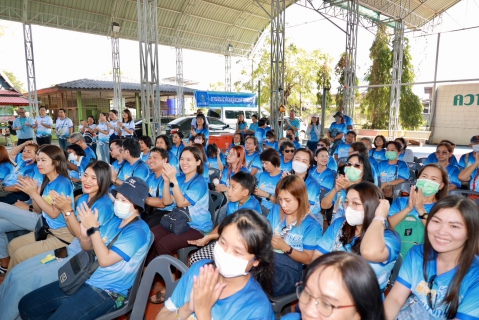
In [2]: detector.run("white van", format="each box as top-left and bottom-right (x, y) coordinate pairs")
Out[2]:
(207, 107), (269, 128)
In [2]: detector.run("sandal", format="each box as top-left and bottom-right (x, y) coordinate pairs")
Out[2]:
(148, 290), (165, 304)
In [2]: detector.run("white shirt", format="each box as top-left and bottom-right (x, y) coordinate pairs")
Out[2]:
(55, 117), (73, 138)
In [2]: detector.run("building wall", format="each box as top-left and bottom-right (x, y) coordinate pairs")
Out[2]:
(431, 83), (479, 145)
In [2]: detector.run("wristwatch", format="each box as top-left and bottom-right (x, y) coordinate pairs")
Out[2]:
(64, 211), (72, 216)
(419, 213), (429, 220)
(28, 204), (34, 212)
(267, 194), (271, 201)
(86, 227), (100, 237)
(373, 216), (387, 228)
(284, 246), (293, 255)
(169, 182), (175, 188)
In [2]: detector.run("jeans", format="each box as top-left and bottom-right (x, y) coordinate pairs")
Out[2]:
(58, 138), (70, 151)
(35, 136), (51, 146)
(98, 141), (110, 164)
(19, 282), (117, 320)
(272, 252), (303, 297)
(0, 203), (39, 258)
(0, 191), (29, 204)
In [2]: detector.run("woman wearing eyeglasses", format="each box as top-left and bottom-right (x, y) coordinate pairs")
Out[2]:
(280, 141), (296, 173)
(321, 154), (374, 222)
(313, 182), (401, 293)
(370, 135), (387, 161)
(377, 141), (410, 200)
(424, 142), (461, 191)
(285, 251), (385, 320)
(384, 195), (479, 320)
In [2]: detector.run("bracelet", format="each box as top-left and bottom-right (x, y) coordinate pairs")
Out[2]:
(80, 236), (91, 242)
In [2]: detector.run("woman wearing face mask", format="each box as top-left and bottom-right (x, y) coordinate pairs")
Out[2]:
(0, 161), (114, 320)
(244, 136), (262, 176)
(321, 154), (374, 222)
(19, 176), (151, 320)
(384, 196), (479, 320)
(156, 209), (275, 319)
(370, 135), (387, 161)
(394, 137), (414, 163)
(313, 182), (401, 293)
(236, 113), (248, 135)
(388, 164), (449, 230)
(268, 175), (322, 297)
(378, 141), (410, 200)
(280, 141), (296, 173)
(0, 145), (74, 274)
(426, 142), (462, 190)
(226, 132), (244, 154)
(171, 131), (185, 159)
(306, 114), (321, 153)
(190, 113), (209, 143)
(0, 141), (39, 204)
(65, 144), (86, 192)
(254, 148), (283, 210)
(216, 146), (248, 193)
(286, 251), (385, 320)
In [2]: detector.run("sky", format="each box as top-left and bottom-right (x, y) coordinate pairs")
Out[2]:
(0, 0), (478, 100)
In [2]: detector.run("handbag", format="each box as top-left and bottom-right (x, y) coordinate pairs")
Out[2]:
(160, 175), (199, 235)
(58, 217), (139, 295)
(34, 215), (71, 245)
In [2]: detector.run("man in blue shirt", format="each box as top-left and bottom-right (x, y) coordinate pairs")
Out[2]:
(459, 135), (479, 169)
(245, 114), (259, 136)
(111, 138), (150, 188)
(338, 107), (354, 130)
(254, 118), (271, 149)
(12, 108), (35, 144)
(283, 109), (300, 137)
(334, 130), (356, 163)
(328, 112), (347, 155)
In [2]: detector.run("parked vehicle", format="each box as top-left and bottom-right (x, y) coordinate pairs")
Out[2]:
(207, 107), (269, 127)
(135, 117), (176, 137)
(166, 116), (235, 138)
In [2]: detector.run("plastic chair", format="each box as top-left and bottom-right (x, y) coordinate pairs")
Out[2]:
(260, 205), (270, 217)
(177, 191), (224, 266)
(208, 168), (220, 182)
(408, 169), (417, 183)
(95, 232), (154, 320)
(271, 292), (298, 319)
(392, 182), (416, 202)
(129, 255), (188, 320)
(448, 190), (479, 206)
(418, 157), (427, 164)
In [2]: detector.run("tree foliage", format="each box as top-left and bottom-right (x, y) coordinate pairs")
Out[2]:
(3, 70), (26, 93)
(316, 60), (334, 112)
(208, 82), (225, 91)
(234, 38), (332, 115)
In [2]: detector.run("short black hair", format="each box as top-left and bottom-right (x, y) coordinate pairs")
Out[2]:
(66, 144), (85, 157)
(266, 131), (275, 138)
(260, 148), (281, 167)
(258, 119), (266, 127)
(174, 131), (184, 139)
(109, 109), (118, 115)
(251, 114), (258, 119)
(386, 140), (402, 151)
(39, 106), (47, 111)
(347, 130), (357, 138)
(139, 135), (152, 148)
(58, 108), (66, 113)
(156, 135), (172, 151)
(149, 147), (169, 162)
(280, 140), (295, 153)
(231, 171), (256, 195)
(122, 138), (141, 158)
(110, 139), (123, 148)
(207, 144), (219, 158)
(350, 141), (368, 156)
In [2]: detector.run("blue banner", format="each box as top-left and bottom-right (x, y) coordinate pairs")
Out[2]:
(195, 91), (257, 108)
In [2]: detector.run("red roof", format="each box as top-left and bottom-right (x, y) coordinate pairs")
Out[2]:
(0, 90), (29, 106)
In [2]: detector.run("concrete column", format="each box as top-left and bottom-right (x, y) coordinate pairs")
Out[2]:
(135, 92), (141, 117)
(76, 91), (83, 131)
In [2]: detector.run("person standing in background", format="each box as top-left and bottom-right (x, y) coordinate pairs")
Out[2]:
(55, 108), (73, 151)
(33, 106), (53, 146)
(95, 112), (112, 163)
(12, 108), (35, 145)
(283, 109), (300, 137)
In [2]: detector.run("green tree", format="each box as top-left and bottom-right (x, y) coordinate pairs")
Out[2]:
(208, 82), (225, 91)
(3, 70), (26, 93)
(316, 60), (333, 112)
(360, 24), (391, 129)
(399, 39), (423, 130)
(235, 39), (332, 115)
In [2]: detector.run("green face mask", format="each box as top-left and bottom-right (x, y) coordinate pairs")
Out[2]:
(416, 179), (441, 196)
(345, 166), (362, 182)
(385, 151), (398, 160)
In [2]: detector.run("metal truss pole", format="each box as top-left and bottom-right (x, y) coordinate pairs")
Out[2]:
(176, 47), (184, 116)
(343, 0), (359, 118)
(388, 20), (405, 140)
(22, 0), (39, 118)
(111, 36), (122, 112)
(270, 0), (286, 138)
(225, 55), (232, 92)
(137, 0), (161, 140)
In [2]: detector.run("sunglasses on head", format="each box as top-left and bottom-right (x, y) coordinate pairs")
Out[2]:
(345, 162), (361, 168)
(284, 149), (295, 154)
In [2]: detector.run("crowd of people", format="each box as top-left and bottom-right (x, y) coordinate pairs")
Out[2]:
(0, 106), (478, 320)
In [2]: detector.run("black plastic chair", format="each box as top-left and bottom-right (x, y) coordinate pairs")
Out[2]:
(260, 205), (270, 217)
(95, 232), (154, 320)
(392, 182), (416, 202)
(271, 293), (298, 319)
(448, 190), (479, 205)
(408, 169), (417, 183)
(129, 255), (188, 320)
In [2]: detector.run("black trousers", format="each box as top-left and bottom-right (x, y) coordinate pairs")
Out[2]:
(18, 138), (34, 145)
(36, 135), (52, 146)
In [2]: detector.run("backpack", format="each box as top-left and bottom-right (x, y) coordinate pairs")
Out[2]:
(83, 131), (93, 144)
(394, 214), (424, 257)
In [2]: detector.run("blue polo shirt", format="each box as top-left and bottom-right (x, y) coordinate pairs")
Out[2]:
(220, 166), (250, 186)
(329, 122), (347, 140)
(310, 166), (336, 194)
(377, 160), (410, 184)
(370, 148), (387, 161)
(13, 116), (35, 139)
(334, 142), (351, 159)
(245, 151), (262, 175)
(42, 175), (74, 230)
(147, 173), (174, 211)
(257, 170), (283, 210)
(0, 162), (13, 181)
(285, 118), (301, 137)
(226, 196), (262, 216)
(280, 155), (293, 173)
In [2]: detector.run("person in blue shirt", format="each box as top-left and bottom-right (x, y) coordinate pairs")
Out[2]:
(287, 251), (385, 320)
(235, 113), (248, 135)
(334, 130), (356, 164)
(268, 175), (322, 297)
(0, 146), (14, 182)
(157, 209), (275, 319)
(280, 140), (295, 173)
(155, 134), (179, 170)
(337, 107), (354, 130)
(424, 139), (459, 167)
(0, 141), (40, 204)
(311, 147), (336, 199)
(225, 132), (245, 155)
(370, 134), (387, 161)
(378, 141), (410, 198)
(427, 142), (462, 190)
(12, 107), (35, 144)
(138, 135), (152, 162)
(33, 106), (54, 146)
(19, 176), (151, 320)
(283, 109), (301, 137)
(171, 131), (185, 160)
(66, 144), (86, 193)
(458, 135), (479, 169)
(190, 113), (209, 142)
(146, 146), (213, 265)
(244, 113), (259, 136)
(244, 136), (263, 176)
(263, 130), (279, 151)
(351, 140), (380, 186)
(111, 139), (149, 189)
(395, 137), (415, 163)
(94, 112), (112, 163)
(314, 182), (401, 292)
(206, 144), (226, 172)
(254, 118), (271, 149)
(254, 148), (283, 210)
(0, 160), (115, 319)
(286, 128), (302, 149)
(187, 172), (262, 266)
(55, 108), (74, 151)
(305, 114), (321, 152)
(69, 132), (97, 162)
(385, 195), (479, 319)
(317, 138), (338, 172)
(0, 145), (75, 272)
(216, 146), (249, 192)
(328, 112), (347, 155)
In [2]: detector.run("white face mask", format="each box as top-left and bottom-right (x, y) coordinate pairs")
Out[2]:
(213, 242), (251, 278)
(473, 145), (479, 153)
(292, 161), (309, 174)
(345, 206), (364, 226)
(68, 153), (77, 162)
(114, 200), (134, 219)
(194, 139), (203, 144)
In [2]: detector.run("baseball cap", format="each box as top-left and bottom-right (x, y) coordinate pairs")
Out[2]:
(333, 112), (344, 118)
(470, 135), (479, 143)
(111, 176), (148, 209)
(312, 114), (319, 118)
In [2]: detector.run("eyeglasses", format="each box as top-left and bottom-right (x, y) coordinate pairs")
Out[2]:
(317, 144), (326, 148)
(343, 200), (362, 210)
(316, 154), (329, 159)
(435, 151), (448, 155)
(71, 140), (79, 144)
(296, 282), (355, 317)
(427, 275), (437, 310)
(284, 149), (295, 154)
(345, 162), (362, 168)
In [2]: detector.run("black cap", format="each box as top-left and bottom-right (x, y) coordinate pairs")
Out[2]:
(111, 177), (148, 209)
(333, 112), (344, 118)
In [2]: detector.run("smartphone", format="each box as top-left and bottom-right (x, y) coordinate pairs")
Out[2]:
(54, 247), (68, 259)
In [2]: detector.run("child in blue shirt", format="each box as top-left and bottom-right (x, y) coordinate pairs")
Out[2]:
(384, 195), (479, 319)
